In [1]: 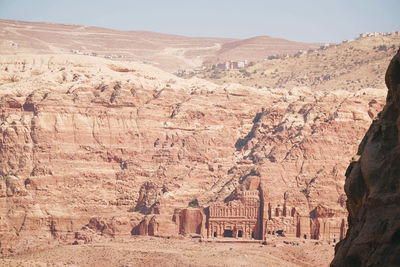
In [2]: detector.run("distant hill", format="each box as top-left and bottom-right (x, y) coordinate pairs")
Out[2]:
(196, 33), (400, 91)
(0, 19), (321, 72)
(214, 36), (321, 62)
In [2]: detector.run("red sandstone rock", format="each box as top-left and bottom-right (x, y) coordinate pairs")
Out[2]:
(0, 53), (386, 254)
(331, 50), (400, 266)
(178, 208), (204, 236)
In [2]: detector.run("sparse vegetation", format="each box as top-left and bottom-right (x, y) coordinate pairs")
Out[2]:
(210, 69), (221, 79)
(239, 69), (251, 77)
(188, 198), (199, 208)
(21, 60), (26, 72)
(376, 45), (388, 51)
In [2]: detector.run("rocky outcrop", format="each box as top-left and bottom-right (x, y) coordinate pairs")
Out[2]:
(331, 50), (400, 266)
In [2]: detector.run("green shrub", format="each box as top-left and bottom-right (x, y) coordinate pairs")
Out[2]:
(188, 198), (199, 208)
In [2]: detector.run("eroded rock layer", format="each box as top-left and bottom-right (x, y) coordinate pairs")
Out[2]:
(0, 53), (386, 254)
(331, 50), (400, 266)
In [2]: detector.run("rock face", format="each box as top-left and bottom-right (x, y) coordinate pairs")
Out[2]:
(0, 54), (272, 253)
(178, 208), (204, 236)
(0, 52), (387, 255)
(331, 50), (400, 266)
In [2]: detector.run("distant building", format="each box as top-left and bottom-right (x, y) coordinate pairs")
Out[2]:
(214, 60), (248, 70)
(208, 190), (261, 239)
(358, 31), (399, 39)
(216, 63), (226, 70)
(237, 61), (245, 68)
(135, 175), (348, 243)
(206, 176), (348, 243)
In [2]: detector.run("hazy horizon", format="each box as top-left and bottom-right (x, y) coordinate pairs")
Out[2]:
(0, 0), (399, 43)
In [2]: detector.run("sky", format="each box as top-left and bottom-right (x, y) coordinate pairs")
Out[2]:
(0, 0), (398, 43)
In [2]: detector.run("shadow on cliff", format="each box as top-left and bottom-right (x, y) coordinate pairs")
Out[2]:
(235, 110), (264, 151)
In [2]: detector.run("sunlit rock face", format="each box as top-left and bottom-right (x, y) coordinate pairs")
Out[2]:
(331, 50), (400, 266)
(0, 52), (386, 254)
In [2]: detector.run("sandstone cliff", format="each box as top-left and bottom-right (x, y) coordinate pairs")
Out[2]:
(331, 50), (400, 266)
(0, 52), (386, 254)
(0, 54), (272, 253)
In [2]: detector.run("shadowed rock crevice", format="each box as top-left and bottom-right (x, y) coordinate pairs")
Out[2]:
(235, 110), (264, 151)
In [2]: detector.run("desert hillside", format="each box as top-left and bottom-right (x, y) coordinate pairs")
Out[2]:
(0, 19), (320, 72)
(196, 33), (400, 91)
(0, 20), (397, 266)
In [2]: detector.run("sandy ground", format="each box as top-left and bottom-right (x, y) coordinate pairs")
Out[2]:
(0, 236), (334, 267)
